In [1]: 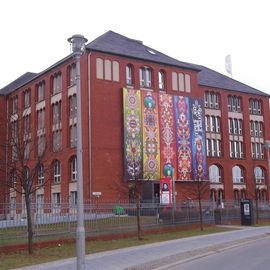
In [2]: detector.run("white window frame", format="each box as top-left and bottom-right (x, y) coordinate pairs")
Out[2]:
(209, 164), (222, 183)
(38, 164), (45, 185)
(54, 161), (61, 184)
(126, 65), (133, 85)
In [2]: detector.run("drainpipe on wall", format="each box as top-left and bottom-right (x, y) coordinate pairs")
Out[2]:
(87, 52), (92, 202)
(5, 96), (9, 218)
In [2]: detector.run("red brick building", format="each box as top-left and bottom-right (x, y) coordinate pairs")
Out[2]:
(0, 31), (269, 209)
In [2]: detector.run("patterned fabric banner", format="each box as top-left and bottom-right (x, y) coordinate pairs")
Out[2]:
(189, 98), (207, 180)
(141, 91), (160, 179)
(123, 89), (206, 182)
(174, 96), (192, 180)
(158, 93), (177, 180)
(123, 88), (143, 180)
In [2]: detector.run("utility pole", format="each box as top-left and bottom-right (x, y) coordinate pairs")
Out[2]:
(68, 34), (88, 270)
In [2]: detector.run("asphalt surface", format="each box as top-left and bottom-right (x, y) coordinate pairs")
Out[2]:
(12, 225), (270, 270)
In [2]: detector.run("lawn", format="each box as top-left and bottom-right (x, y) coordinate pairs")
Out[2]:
(0, 226), (234, 270)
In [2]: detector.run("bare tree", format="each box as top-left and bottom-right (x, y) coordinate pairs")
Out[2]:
(110, 178), (144, 240)
(185, 180), (210, 231)
(0, 110), (50, 254)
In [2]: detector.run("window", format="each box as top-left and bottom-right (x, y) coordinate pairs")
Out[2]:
(53, 130), (62, 152)
(69, 95), (77, 119)
(37, 109), (45, 130)
(206, 139), (221, 157)
(140, 67), (152, 88)
(37, 82), (45, 102)
(249, 99), (262, 115)
(71, 156), (77, 181)
(51, 73), (62, 95)
(204, 91), (220, 109)
(172, 72), (191, 92)
(228, 95), (242, 112)
(209, 164), (222, 183)
(105, 60), (112, 80)
(230, 141), (244, 158)
(126, 64), (133, 85)
(70, 191), (77, 206)
(232, 165), (244, 183)
(52, 101), (61, 125)
(229, 118), (243, 135)
(24, 140), (30, 160)
(250, 121), (263, 138)
(23, 114), (31, 137)
(53, 160), (61, 184)
(68, 64), (76, 87)
(96, 58), (119, 81)
(234, 190), (240, 206)
(254, 167), (265, 184)
(251, 143), (264, 160)
(37, 134), (45, 157)
(24, 89), (31, 108)
(205, 116), (210, 132)
(10, 197), (16, 210)
(70, 124), (77, 147)
(53, 192), (61, 207)
(36, 194), (44, 210)
(158, 71), (165, 91)
(12, 96), (18, 114)
(96, 58), (104, 79)
(38, 164), (45, 185)
(11, 170), (17, 189)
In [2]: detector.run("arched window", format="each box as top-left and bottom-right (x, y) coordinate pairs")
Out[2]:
(126, 64), (133, 85)
(254, 166), (265, 184)
(232, 165), (244, 183)
(209, 164), (222, 183)
(158, 70), (165, 91)
(67, 63), (76, 87)
(53, 160), (61, 184)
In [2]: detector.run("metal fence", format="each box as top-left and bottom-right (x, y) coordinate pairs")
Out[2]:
(0, 200), (270, 244)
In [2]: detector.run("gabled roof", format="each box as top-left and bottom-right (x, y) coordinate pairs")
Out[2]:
(0, 72), (38, 95)
(0, 31), (268, 98)
(196, 65), (269, 97)
(86, 30), (200, 71)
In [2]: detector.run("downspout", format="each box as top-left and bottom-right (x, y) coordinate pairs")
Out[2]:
(5, 95), (9, 217)
(87, 52), (92, 202)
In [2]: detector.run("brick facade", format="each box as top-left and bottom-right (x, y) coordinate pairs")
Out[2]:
(0, 31), (269, 209)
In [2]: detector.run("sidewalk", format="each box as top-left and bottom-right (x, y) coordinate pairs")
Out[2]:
(13, 226), (270, 270)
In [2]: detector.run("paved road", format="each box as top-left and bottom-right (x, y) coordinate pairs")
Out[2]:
(13, 226), (270, 270)
(158, 233), (270, 270)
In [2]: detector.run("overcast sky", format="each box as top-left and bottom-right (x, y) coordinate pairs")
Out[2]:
(1, 0), (270, 94)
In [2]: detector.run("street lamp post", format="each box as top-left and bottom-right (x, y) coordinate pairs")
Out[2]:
(68, 34), (88, 270)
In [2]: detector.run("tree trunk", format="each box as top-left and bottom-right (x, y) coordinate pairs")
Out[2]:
(25, 194), (34, 254)
(136, 196), (142, 240)
(198, 182), (203, 231)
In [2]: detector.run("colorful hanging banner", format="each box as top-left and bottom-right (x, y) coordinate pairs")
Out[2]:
(189, 98), (207, 180)
(174, 96), (192, 180)
(123, 89), (206, 182)
(123, 88), (143, 180)
(158, 93), (177, 180)
(141, 91), (160, 179)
